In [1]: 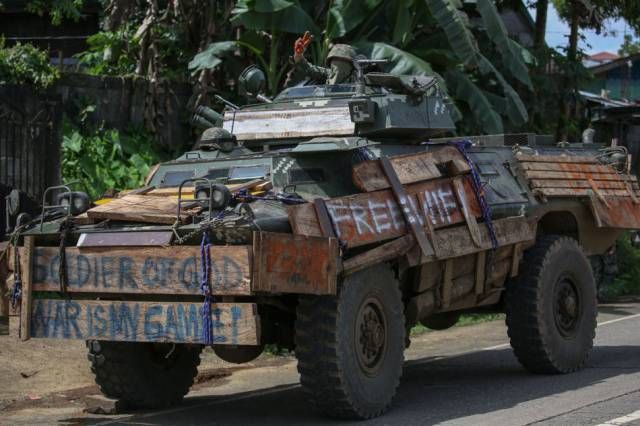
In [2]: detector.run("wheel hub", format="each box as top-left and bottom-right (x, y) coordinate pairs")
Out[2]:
(356, 298), (387, 376)
(554, 278), (581, 337)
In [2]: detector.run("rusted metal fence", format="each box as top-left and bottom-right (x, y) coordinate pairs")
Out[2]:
(0, 85), (62, 236)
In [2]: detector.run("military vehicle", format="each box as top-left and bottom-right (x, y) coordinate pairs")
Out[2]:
(2, 64), (640, 419)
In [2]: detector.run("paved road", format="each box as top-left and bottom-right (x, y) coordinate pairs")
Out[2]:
(7, 302), (640, 425)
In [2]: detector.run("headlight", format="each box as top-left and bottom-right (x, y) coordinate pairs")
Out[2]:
(194, 183), (232, 210)
(57, 191), (90, 215)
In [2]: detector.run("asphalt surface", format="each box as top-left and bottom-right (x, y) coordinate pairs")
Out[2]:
(6, 301), (640, 425)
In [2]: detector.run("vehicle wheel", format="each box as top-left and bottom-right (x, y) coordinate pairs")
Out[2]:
(506, 235), (597, 374)
(295, 264), (405, 419)
(87, 341), (202, 408)
(421, 312), (460, 330)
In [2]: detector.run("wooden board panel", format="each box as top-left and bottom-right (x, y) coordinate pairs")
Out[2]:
(589, 197), (640, 229)
(253, 232), (339, 295)
(86, 194), (200, 225)
(223, 106), (355, 141)
(30, 299), (259, 345)
(529, 179), (638, 190)
(0, 245), (9, 334)
(524, 170), (636, 182)
(145, 180), (269, 198)
(520, 162), (615, 174)
(288, 176), (481, 248)
(352, 146), (470, 192)
(407, 216), (536, 264)
(20, 236), (35, 341)
(515, 153), (598, 164)
(535, 188), (639, 198)
(23, 246), (251, 295)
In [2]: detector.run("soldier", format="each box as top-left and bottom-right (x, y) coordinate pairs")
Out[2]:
(285, 31), (357, 87)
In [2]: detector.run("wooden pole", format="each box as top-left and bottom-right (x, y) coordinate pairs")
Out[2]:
(20, 236), (35, 341)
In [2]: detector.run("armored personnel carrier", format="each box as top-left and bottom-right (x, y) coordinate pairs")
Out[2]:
(2, 66), (639, 419)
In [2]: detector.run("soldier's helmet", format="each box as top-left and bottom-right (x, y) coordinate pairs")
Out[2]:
(326, 44), (357, 64)
(199, 127), (237, 153)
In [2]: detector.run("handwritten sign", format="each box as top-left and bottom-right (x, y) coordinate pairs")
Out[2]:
(288, 176), (481, 248)
(23, 246), (251, 295)
(30, 299), (259, 345)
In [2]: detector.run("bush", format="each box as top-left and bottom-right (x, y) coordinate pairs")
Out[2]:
(62, 123), (165, 199)
(0, 39), (60, 88)
(602, 234), (640, 299)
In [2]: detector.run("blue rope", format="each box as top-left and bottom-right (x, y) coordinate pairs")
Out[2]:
(10, 248), (21, 309)
(200, 230), (214, 345)
(448, 140), (499, 250)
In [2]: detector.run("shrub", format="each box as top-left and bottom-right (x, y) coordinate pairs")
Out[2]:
(0, 39), (60, 88)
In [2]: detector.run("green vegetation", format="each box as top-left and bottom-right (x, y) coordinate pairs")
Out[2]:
(0, 40), (60, 88)
(601, 235), (640, 299)
(61, 123), (164, 199)
(410, 313), (505, 336)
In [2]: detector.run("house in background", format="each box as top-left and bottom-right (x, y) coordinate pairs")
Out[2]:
(584, 53), (640, 102)
(0, 0), (100, 66)
(583, 51), (620, 68)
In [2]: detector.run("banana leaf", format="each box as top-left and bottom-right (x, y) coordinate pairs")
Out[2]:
(327, 0), (384, 38)
(445, 70), (503, 134)
(188, 41), (238, 75)
(231, 1), (318, 34)
(424, 0), (479, 68)
(476, 0), (532, 88)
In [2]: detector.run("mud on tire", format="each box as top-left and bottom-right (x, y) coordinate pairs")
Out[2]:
(295, 264), (405, 419)
(506, 235), (597, 374)
(87, 341), (202, 409)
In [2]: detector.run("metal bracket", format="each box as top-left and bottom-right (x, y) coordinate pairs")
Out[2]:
(379, 156), (434, 257)
(176, 178), (214, 226)
(313, 198), (337, 239)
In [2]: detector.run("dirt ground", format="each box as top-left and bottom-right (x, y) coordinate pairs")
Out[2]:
(0, 316), (279, 414)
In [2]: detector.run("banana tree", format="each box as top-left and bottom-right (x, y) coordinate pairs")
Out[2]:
(189, 0), (534, 135)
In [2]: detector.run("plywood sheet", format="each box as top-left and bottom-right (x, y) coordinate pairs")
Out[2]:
(30, 299), (259, 345)
(589, 197), (640, 229)
(86, 194), (200, 224)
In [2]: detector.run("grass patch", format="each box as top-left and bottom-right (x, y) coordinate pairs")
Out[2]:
(410, 313), (505, 336)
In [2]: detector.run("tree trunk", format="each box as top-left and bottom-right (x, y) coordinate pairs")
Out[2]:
(557, 0), (581, 142)
(534, 0), (548, 50)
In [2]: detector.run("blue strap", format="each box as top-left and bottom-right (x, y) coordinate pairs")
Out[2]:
(10, 247), (22, 309)
(200, 230), (214, 345)
(448, 140), (499, 250)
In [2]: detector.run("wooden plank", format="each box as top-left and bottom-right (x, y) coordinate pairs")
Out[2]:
(21, 245), (251, 296)
(520, 162), (616, 174)
(442, 259), (453, 308)
(313, 199), (337, 238)
(252, 232), (339, 295)
(0, 246), (9, 334)
(525, 170), (637, 182)
(223, 106), (355, 141)
(452, 177), (482, 247)
(475, 250), (486, 295)
(529, 179), (638, 190)
(380, 156), (434, 256)
(77, 231), (173, 247)
(30, 299), (259, 345)
(87, 194), (201, 225)
(515, 153), (599, 164)
(352, 146), (470, 192)
(407, 216), (536, 264)
(510, 243), (522, 278)
(535, 188), (639, 198)
(288, 175), (481, 249)
(20, 236), (35, 341)
(589, 197), (640, 229)
(343, 235), (415, 276)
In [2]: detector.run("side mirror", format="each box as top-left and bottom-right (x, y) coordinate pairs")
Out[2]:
(239, 65), (267, 99)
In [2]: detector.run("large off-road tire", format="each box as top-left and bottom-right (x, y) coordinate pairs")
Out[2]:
(295, 265), (405, 419)
(87, 341), (202, 409)
(506, 235), (597, 374)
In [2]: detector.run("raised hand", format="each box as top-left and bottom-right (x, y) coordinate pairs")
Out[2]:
(293, 31), (313, 62)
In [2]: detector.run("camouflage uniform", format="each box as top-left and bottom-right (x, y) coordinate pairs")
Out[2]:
(285, 44), (357, 87)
